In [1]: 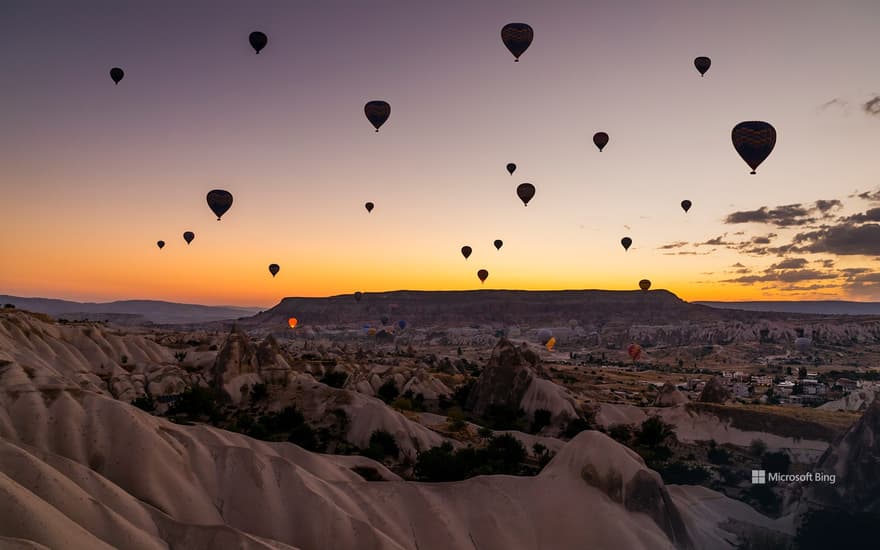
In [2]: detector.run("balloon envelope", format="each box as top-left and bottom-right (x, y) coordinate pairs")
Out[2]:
(477, 269), (489, 283)
(364, 100), (391, 131)
(639, 279), (651, 291)
(694, 56), (711, 76)
(398, 320), (407, 329)
(517, 183), (536, 206)
(156, 240), (165, 249)
(593, 132), (609, 152)
(732, 121), (776, 174)
(207, 190), (233, 220)
(681, 200), (692, 213)
(269, 264), (280, 277)
(628, 343), (642, 361)
(494, 239), (503, 250)
(183, 231), (195, 245)
(365, 202), (374, 213)
(110, 67), (124, 84)
(288, 317), (298, 329)
(537, 329), (553, 345)
(501, 23), (533, 61)
(461, 246), (472, 259)
(621, 237), (632, 251)
(354, 291), (363, 302)
(506, 163), (516, 175)
(545, 337), (556, 351)
(249, 31), (268, 54)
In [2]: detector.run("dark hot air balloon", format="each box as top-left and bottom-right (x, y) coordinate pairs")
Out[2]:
(694, 56), (711, 76)
(506, 163), (516, 175)
(381, 316), (389, 326)
(364, 101), (391, 132)
(639, 279), (651, 291)
(461, 246), (472, 259)
(593, 132), (609, 152)
(269, 264), (280, 277)
(365, 202), (374, 213)
(517, 183), (535, 206)
(681, 200), (692, 213)
(354, 291), (363, 302)
(494, 239), (503, 250)
(477, 269), (489, 283)
(183, 231), (195, 245)
(249, 31), (268, 54)
(156, 240), (165, 250)
(207, 190), (233, 220)
(501, 23), (533, 62)
(398, 320), (407, 330)
(621, 237), (632, 251)
(732, 121), (776, 174)
(110, 67), (124, 85)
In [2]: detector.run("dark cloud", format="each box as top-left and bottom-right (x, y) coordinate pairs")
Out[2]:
(793, 223), (880, 255)
(777, 284), (839, 292)
(725, 204), (817, 227)
(720, 269), (837, 285)
(662, 250), (714, 256)
(768, 258), (808, 270)
(733, 231), (746, 236)
(735, 268), (751, 274)
(864, 96), (880, 116)
(818, 259), (835, 268)
(843, 207), (880, 223)
(731, 262), (745, 268)
(819, 98), (848, 110)
(814, 199), (843, 213)
(697, 234), (733, 246)
(841, 267), (872, 277)
(658, 241), (688, 250)
(750, 236), (772, 245)
(854, 188), (880, 202)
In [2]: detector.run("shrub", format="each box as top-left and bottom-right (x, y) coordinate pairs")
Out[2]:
(761, 451), (791, 474)
(563, 417), (593, 439)
(658, 462), (711, 485)
(320, 370), (348, 388)
(608, 424), (633, 444)
(250, 383), (268, 402)
(635, 416), (675, 448)
(795, 509), (877, 550)
(377, 379), (399, 403)
(531, 408), (552, 433)
(708, 445), (731, 465)
(351, 466), (385, 482)
(174, 351), (187, 363)
(167, 386), (221, 419)
(749, 438), (768, 457)
(363, 430), (400, 461)
(745, 484), (781, 516)
(131, 395), (155, 412)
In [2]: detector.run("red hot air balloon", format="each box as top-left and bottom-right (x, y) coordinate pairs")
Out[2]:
(628, 343), (642, 361)
(593, 132), (609, 152)
(732, 121), (776, 175)
(477, 269), (489, 283)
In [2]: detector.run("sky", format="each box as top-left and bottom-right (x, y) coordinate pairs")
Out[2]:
(2, 0), (880, 307)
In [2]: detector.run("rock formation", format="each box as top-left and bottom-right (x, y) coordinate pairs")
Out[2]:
(699, 377), (731, 404)
(654, 382), (688, 407)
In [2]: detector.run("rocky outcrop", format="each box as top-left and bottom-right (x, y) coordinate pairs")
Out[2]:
(699, 377), (731, 404)
(655, 382), (688, 407)
(466, 339), (537, 416)
(211, 326), (260, 391)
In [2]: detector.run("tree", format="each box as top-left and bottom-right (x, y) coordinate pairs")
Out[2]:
(761, 451), (791, 474)
(377, 379), (399, 403)
(531, 409), (552, 433)
(636, 416), (675, 448)
(749, 438), (767, 457)
(250, 383), (268, 401)
(363, 430), (400, 461)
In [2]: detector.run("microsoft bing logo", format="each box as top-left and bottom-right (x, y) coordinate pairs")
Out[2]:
(751, 470), (767, 484)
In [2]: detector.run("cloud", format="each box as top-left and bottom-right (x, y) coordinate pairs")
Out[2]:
(843, 207), (880, 223)
(793, 223), (880, 255)
(725, 204), (817, 227)
(731, 262), (745, 268)
(697, 234), (733, 246)
(658, 241), (688, 250)
(662, 250), (715, 256)
(814, 199), (843, 214)
(854, 187), (880, 202)
(818, 259), (835, 268)
(720, 269), (837, 285)
(864, 96), (880, 116)
(768, 258), (808, 270)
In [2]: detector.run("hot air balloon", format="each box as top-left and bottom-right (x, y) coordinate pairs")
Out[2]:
(364, 100), (391, 132)
(269, 264), (280, 277)
(593, 132), (609, 152)
(249, 31), (268, 54)
(398, 320), (407, 330)
(694, 56), (711, 76)
(681, 200), (692, 213)
(537, 329), (553, 345)
(517, 183), (536, 206)
(354, 291), (363, 302)
(381, 316), (389, 326)
(207, 190), (233, 220)
(183, 231), (195, 245)
(621, 237), (632, 251)
(110, 67), (124, 85)
(156, 240), (165, 250)
(545, 336), (556, 351)
(506, 163), (516, 175)
(494, 239), (503, 250)
(368, 328), (377, 336)
(732, 121), (776, 174)
(461, 246), (472, 260)
(288, 317), (298, 329)
(627, 343), (642, 361)
(501, 23), (533, 62)
(477, 269), (489, 283)
(639, 279), (651, 291)
(365, 202), (374, 213)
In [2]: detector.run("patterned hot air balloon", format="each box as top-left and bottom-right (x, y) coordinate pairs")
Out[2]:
(501, 23), (533, 62)
(109, 67), (124, 85)
(681, 200), (692, 213)
(207, 190), (233, 220)
(593, 132), (609, 152)
(732, 121), (776, 174)
(694, 56), (711, 76)
(517, 183), (536, 206)
(269, 264), (280, 277)
(477, 269), (489, 283)
(364, 100), (391, 132)
(249, 31), (268, 54)
(621, 237), (632, 251)
(639, 279), (651, 291)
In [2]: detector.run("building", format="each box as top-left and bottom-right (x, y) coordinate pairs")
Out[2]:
(836, 378), (860, 393)
(776, 381), (796, 396)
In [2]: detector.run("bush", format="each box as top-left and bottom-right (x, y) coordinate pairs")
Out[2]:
(390, 397), (413, 411)
(745, 484), (781, 516)
(320, 370), (348, 388)
(250, 383), (268, 401)
(377, 379), (399, 403)
(708, 445), (731, 465)
(131, 395), (155, 412)
(749, 438), (768, 457)
(795, 509), (878, 550)
(363, 430), (400, 461)
(635, 416), (675, 448)
(413, 434), (530, 482)
(531, 409), (552, 433)
(174, 351), (187, 363)
(658, 462), (711, 485)
(483, 404), (527, 431)
(761, 451), (791, 474)
(351, 466), (385, 482)
(167, 386), (222, 420)
(608, 424), (633, 444)
(563, 417), (593, 439)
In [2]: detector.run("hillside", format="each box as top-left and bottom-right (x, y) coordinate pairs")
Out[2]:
(695, 301), (880, 316)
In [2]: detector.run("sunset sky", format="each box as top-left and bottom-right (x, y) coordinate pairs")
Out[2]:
(3, 0), (880, 307)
